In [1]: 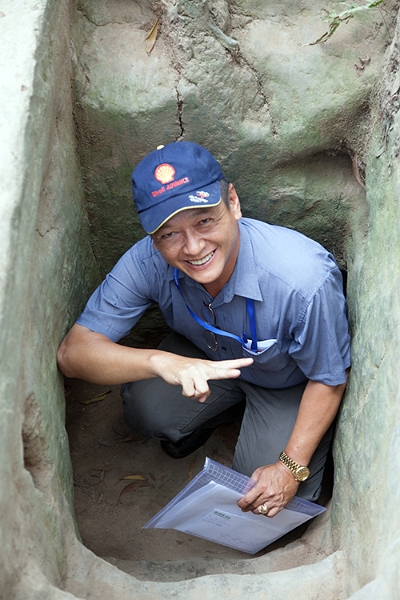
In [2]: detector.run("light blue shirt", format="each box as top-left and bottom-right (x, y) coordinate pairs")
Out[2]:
(77, 218), (350, 389)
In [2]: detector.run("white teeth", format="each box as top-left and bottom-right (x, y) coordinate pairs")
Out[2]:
(189, 251), (214, 266)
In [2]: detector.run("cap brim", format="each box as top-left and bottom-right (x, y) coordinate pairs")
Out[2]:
(139, 180), (222, 234)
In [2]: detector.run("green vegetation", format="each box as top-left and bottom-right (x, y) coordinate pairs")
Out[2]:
(309, 0), (385, 44)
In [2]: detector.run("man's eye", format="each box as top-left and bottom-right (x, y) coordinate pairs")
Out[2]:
(199, 218), (212, 226)
(161, 231), (176, 240)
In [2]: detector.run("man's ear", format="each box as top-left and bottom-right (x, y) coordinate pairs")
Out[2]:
(229, 184), (242, 220)
(151, 235), (159, 251)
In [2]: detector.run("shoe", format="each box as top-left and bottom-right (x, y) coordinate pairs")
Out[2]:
(160, 428), (216, 459)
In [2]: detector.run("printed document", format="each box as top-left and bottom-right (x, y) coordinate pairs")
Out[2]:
(143, 458), (326, 554)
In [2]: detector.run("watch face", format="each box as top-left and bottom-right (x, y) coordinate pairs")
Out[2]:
(296, 466), (310, 481)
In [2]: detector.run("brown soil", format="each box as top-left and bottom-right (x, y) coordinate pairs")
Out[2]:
(65, 378), (332, 581)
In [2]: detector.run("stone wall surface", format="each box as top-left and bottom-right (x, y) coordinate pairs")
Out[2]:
(0, 0), (98, 598)
(1, 0), (400, 598)
(74, 0), (385, 279)
(332, 12), (400, 596)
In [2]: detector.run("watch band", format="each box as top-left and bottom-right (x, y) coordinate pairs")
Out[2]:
(279, 451), (310, 482)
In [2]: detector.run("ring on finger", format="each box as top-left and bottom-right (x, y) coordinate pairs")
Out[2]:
(259, 502), (269, 515)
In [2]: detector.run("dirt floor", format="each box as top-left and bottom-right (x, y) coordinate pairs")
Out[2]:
(65, 378), (333, 581)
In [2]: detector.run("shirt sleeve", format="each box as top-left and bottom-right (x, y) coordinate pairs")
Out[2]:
(288, 268), (351, 386)
(76, 248), (154, 342)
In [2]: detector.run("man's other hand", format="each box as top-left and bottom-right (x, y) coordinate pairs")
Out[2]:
(237, 462), (299, 518)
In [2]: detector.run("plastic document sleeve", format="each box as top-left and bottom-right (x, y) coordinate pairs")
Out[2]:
(143, 458), (326, 555)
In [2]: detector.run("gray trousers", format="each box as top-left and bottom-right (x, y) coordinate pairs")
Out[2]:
(121, 333), (334, 502)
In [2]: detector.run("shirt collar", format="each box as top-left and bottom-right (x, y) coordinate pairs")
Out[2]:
(223, 220), (263, 302)
(167, 219), (263, 303)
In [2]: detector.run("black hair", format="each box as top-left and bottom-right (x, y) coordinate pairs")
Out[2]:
(219, 178), (231, 207)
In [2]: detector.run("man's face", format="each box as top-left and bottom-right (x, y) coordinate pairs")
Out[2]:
(152, 185), (242, 296)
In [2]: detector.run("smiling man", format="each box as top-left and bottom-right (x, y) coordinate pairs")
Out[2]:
(57, 141), (350, 518)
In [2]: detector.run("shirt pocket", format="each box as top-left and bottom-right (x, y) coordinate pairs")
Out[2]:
(242, 339), (290, 372)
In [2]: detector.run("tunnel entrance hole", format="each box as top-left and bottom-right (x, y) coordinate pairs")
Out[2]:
(64, 1), (356, 581)
(65, 369), (335, 581)
(64, 112), (352, 581)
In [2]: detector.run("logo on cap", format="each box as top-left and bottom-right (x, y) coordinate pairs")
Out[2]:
(155, 164), (176, 185)
(188, 191), (210, 203)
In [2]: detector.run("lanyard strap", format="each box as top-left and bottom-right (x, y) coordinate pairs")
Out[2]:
(246, 297), (258, 352)
(173, 268), (258, 352)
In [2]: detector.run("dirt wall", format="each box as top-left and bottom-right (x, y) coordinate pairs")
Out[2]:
(1, 0), (400, 598)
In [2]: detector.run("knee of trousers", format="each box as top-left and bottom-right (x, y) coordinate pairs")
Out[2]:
(120, 381), (181, 440)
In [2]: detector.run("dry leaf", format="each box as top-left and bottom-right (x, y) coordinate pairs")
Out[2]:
(187, 456), (196, 481)
(352, 153), (366, 189)
(98, 438), (119, 447)
(120, 433), (141, 442)
(90, 469), (105, 484)
(80, 390), (111, 405)
(111, 427), (142, 443)
(116, 474), (148, 484)
(118, 480), (150, 501)
(145, 19), (159, 55)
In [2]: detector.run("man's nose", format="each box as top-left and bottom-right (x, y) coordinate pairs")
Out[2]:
(182, 231), (205, 255)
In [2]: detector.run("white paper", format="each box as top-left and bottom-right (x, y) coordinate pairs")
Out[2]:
(143, 458), (326, 554)
(244, 338), (277, 354)
(188, 509), (281, 554)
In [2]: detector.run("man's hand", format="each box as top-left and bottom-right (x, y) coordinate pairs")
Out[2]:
(237, 462), (299, 518)
(57, 324), (253, 397)
(150, 353), (253, 403)
(236, 377), (348, 518)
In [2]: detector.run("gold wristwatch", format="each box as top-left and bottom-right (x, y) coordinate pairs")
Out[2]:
(279, 451), (310, 482)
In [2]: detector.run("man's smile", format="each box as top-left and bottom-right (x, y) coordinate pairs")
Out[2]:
(187, 250), (215, 266)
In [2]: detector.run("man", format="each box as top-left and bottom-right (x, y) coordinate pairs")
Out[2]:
(57, 141), (350, 519)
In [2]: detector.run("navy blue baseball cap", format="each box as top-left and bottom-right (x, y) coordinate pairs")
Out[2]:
(131, 141), (225, 234)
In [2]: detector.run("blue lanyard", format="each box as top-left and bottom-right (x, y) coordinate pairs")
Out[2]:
(173, 268), (258, 352)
